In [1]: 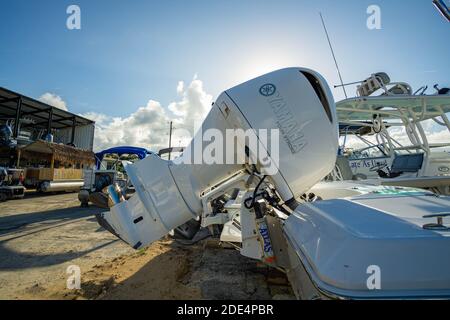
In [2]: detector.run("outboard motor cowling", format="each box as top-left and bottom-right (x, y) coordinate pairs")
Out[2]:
(99, 67), (339, 249)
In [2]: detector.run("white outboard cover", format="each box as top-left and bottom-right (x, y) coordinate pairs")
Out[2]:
(284, 188), (450, 299)
(101, 67), (338, 249)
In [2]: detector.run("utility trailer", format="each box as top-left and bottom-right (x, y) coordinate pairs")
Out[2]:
(18, 140), (95, 193)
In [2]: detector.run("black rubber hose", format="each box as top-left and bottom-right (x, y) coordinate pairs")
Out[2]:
(244, 175), (267, 209)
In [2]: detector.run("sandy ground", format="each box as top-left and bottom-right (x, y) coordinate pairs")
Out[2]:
(0, 192), (293, 300)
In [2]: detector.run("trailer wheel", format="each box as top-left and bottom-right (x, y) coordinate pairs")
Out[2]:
(38, 181), (50, 193)
(0, 193), (7, 202)
(78, 190), (90, 207)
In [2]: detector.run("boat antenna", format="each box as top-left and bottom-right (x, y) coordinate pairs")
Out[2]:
(319, 12), (347, 99)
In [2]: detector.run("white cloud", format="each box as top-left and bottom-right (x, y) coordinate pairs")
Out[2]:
(168, 78), (212, 130)
(176, 81), (184, 95)
(39, 93), (68, 111)
(81, 77), (213, 152)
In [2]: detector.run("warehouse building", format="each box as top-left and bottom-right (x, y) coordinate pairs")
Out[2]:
(0, 86), (95, 151)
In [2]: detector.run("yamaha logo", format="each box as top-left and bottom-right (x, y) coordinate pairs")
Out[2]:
(259, 83), (276, 97)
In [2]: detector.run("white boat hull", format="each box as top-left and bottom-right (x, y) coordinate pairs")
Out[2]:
(284, 190), (450, 299)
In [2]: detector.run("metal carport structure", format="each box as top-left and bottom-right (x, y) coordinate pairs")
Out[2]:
(0, 87), (95, 150)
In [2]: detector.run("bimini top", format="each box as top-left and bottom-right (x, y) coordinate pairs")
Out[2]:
(95, 146), (153, 169)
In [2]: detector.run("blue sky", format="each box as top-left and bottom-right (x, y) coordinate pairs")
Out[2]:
(0, 0), (449, 150)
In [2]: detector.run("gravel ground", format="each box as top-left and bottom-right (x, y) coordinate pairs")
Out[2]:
(0, 192), (293, 300)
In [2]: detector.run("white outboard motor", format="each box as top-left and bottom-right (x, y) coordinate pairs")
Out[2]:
(98, 67), (338, 249)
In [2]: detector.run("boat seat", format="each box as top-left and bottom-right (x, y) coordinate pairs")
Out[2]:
(379, 153), (424, 178)
(384, 82), (412, 95)
(391, 153), (424, 173)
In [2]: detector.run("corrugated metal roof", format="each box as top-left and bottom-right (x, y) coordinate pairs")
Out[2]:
(0, 86), (95, 130)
